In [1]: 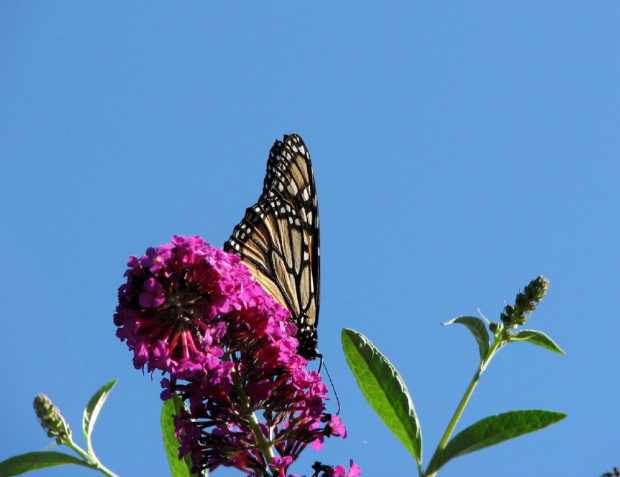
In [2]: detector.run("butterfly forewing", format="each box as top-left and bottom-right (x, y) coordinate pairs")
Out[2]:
(224, 134), (320, 359)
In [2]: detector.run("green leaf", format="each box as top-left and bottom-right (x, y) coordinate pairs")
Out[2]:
(161, 395), (195, 477)
(82, 379), (118, 453)
(342, 328), (422, 464)
(511, 329), (565, 354)
(0, 451), (89, 476)
(426, 410), (567, 474)
(442, 316), (490, 360)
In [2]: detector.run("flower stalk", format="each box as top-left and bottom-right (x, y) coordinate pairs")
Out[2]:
(32, 394), (120, 477)
(231, 367), (275, 469)
(426, 276), (551, 477)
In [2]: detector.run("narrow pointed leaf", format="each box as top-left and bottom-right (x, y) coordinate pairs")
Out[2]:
(82, 379), (117, 452)
(442, 316), (490, 359)
(161, 395), (194, 477)
(342, 328), (422, 464)
(0, 451), (88, 476)
(427, 410), (566, 474)
(511, 330), (565, 354)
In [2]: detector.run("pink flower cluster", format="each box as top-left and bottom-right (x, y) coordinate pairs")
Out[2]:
(115, 235), (265, 374)
(280, 459), (361, 477)
(114, 236), (357, 476)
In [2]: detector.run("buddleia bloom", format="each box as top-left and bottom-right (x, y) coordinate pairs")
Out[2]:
(114, 235), (256, 374)
(114, 236), (352, 476)
(169, 274), (344, 475)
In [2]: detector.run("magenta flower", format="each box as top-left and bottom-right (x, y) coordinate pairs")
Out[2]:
(114, 235), (255, 374)
(115, 236), (352, 476)
(172, 294), (341, 475)
(331, 460), (362, 477)
(297, 460), (361, 477)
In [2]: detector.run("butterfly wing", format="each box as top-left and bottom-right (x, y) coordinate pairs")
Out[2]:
(224, 134), (320, 359)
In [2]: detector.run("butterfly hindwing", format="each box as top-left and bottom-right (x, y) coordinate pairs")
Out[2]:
(224, 134), (320, 359)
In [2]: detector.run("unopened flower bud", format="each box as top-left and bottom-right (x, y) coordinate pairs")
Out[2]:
(501, 276), (549, 328)
(524, 276), (549, 304)
(33, 394), (71, 444)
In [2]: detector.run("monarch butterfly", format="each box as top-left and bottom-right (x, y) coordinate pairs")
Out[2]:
(224, 134), (321, 360)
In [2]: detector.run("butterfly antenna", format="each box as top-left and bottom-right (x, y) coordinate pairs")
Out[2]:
(318, 354), (341, 415)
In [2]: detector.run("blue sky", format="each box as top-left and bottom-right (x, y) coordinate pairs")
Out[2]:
(2, 2), (619, 476)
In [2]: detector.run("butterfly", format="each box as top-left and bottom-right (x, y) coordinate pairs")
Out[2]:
(224, 134), (321, 360)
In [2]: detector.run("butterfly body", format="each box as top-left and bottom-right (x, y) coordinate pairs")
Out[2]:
(225, 134), (320, 359)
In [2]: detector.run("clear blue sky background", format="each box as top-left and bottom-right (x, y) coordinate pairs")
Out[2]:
(2, 3), (618, 477)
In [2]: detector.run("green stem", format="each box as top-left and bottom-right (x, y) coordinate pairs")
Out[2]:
(231, 369), (275, 466)
(61, 439), (119, 477)
(440, 368), (481, 451)
(88, 460), (120, 477)
(424, 339), (502, 477)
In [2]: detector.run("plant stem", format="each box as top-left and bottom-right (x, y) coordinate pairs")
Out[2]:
(62, 439), (120, 477)
(424, 367), (481, 477)
(231, 369), (275, 466)
(425, 339), (502, 476)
